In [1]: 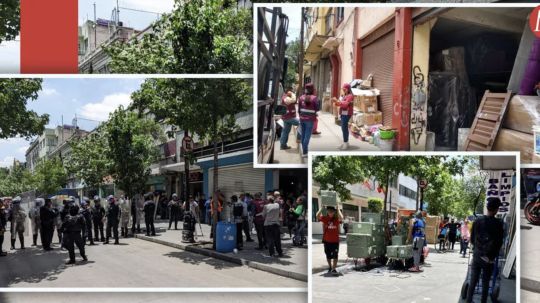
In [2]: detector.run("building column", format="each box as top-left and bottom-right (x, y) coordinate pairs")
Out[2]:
(354, 39), (362, 79)
(392, 8), (413, 151)
(329, 53), (341, 98)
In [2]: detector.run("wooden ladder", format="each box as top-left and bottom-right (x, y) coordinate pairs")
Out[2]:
(464, 90), (512, 151)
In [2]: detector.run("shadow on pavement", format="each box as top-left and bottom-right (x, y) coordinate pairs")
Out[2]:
(163, 251), (241, 270)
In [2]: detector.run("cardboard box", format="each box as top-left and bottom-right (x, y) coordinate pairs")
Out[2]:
(351, 222), (375, 235)
(398, 245), (413, 259)
(320, 190), (337, 206)
(361, 212), (384, 225)
(364, 111), (383, 126)
(386, 245), (399, 258)
(354, 95), (378, 113)
(425, 226), (438, 244)
(392, 235), (404, 245)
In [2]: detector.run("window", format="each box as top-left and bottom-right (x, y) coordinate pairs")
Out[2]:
(325, 9), (333, 35)
(399, 185), (417, 200)
(336, 7), (345, 25)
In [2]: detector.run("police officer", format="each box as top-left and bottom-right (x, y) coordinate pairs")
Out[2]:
(104, 195), (120, 245)
(91, 196), (105, 242)
(143, 193), (156, 236)
(131, 193), (143, 235)
(59, 197), (75, 250)
(9, 196), (27, 250)
(61, 205), (88, 264)
(119, 196), (131, 238)
(80, 198), (95, 245)
(168, 193), (181, 230)
(29, 198), (43, 246)
(0, 198), (7, 256)
(40, 198), (57, 251)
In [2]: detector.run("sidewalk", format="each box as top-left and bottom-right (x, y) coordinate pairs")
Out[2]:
(311, 235), (348, 273)
(135, 220), (307, 282)
(521, 210), (540, 293)
(274, 112), (380, 164)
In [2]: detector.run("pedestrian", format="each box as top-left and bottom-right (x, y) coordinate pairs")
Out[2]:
(279, 87), (301, 150)
(332, 83), (354, 150)
(80, 198), (95, 245)
(409, 211), (426, 273)
(239, 193), (254, 243)
(252, 193), (267, 250)
(29, 198), (43, 246)
(61, 205), (88, 265)
(168, 193), (181, 230)
(316, 206), (342, 275)
(159, 194), (168, 220)
(291, 196), (307, 246)
(205, 196), (212, 226)
(182, 196), (199, 243)
(465, 197), (504, 303)
(232, 195), (246, 250)
(9, 196), (26, 250)
(438, 218), (448, 251)
(119, 195), (131, 238)
(131, 193), (143, 234)
(298, 83), (319, 158)
(91, 196), (105, 242)
(284, 198), (295, 238)
(445, 218), (461, 251)
(40, 198), (57, 251)
(143, 193), (156, 236)
(198, 194), (206, 224)
(0, 198), (7, 256)
(262, 196), (283, 257)
(104, 195), (120, 245)
(210, 190), (224, 238)
(460, 219), (471, 257)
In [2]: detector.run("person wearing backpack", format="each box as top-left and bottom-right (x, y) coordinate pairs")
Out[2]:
(232, 195), (246, 250)
(298, 83), (319, 158)
(252, 193), (267, 250)
(465, 198), (504, 303)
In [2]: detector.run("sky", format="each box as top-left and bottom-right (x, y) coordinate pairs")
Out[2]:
(0, 78), (145, 167)
(79, 0), (175, 30)
(0, 37), (20, 73)
(282, 6), (302, 43)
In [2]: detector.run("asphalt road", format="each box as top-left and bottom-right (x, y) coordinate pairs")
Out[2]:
(0, 234), (304, 288)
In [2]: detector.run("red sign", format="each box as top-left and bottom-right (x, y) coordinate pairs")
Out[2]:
(530, 6), (540, 38)
(419, 179), (428, 189)
(182, 136), (194, 152)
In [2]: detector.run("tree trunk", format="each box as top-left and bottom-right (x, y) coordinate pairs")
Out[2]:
(383, 171), (390, 223)
(211, 120), (219, 250)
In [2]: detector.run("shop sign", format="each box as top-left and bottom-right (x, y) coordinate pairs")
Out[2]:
(485, 171), (513, 214)
(530, 6), (540, 38)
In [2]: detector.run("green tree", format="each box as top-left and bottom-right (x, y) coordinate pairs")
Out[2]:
(312, 155), (363, 201)
(0, 0), (19, 43)
(0, 79), (49, 139)
(130, 78), (251, 249)
(104, 0), (252, 74)
(66, 130), (111, 193)
(284, 39), (300, 89)
(102, 107), (165, 199)
(367, 197), (383, 213)
(0, 164), (33, 196)
(32, 158), (67, 196)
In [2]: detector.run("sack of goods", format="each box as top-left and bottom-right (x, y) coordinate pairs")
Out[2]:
(386, 245), (413, 259)
(392, 235), (404, 245)
(361, 212), (384, 224)
(320, 190), (337, 207)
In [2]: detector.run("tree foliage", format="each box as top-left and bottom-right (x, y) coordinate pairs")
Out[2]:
(32, 158), (67, 196)
(312, 155), (363, 201)
(0, 0), (19, 43)
(0, 79), (49, 139)
(285, 39), (300, 89)
(104, 0), (252, 74)
(0, 164), (33, 197)
(368, 197), (383, 213)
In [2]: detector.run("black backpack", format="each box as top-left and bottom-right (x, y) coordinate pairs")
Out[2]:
(233, 203), (244, 217)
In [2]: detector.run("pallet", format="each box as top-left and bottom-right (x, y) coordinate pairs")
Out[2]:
(464, 90), (512, 151)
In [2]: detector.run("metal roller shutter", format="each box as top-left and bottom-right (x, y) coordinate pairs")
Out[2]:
(208, 164), (266, 201)
(362, 31), (395, 127)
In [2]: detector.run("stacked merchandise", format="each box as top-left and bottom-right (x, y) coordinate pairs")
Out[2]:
(386, 226), (412, 259)
(346, 212), (386, 259)
(424, 215), (441, 244)
(320, 190), (337, 207)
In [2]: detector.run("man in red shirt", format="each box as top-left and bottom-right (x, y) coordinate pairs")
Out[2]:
(317, 205), (343, 275)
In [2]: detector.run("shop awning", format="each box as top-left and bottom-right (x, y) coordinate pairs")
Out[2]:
(322, 37), (341, 50)
(305, 34), (332, 62)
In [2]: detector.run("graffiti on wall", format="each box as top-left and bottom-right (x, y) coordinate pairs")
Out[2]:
(410, 65), (427, 145)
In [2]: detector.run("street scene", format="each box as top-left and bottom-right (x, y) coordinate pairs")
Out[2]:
(256, 6), (540, 165)
(311, 154), (517, 303)
(0, 78), (307, 288)
(78, 0), (252, 74)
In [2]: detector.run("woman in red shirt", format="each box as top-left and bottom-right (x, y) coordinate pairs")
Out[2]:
(332, 83), (354, 150)
(317, 205), (343, 275)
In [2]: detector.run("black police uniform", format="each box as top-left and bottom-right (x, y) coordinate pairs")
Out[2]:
(39, 205), (57, 250)
(105, 203), (120, 244)
(143, 200), (156, 236)
(81, 207), (94, 245)
(62, 212), (87, 263)
(91, 203), (106, 242)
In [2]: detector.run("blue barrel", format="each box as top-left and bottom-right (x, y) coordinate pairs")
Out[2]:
(216, 221), (237, 253)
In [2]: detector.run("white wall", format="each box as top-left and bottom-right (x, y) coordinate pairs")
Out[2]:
(397, 174), (418, 210)
(357, 7), (395, 39)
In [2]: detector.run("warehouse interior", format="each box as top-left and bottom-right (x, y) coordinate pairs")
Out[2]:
(426, 8), (530, 150)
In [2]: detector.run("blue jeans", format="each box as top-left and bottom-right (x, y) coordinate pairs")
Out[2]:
(280, 118), (301, 148)
(300, 120), (314, 155)
(340, 115), (350, 143)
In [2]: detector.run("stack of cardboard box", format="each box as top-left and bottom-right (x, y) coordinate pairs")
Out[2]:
(425, 216), (441, 244)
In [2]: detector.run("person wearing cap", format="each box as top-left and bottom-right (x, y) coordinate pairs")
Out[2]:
(61, 205), (88, 264)
(40, 198), (57, 251)
(262, 195), (283, 257)
(168, 193), (181, 230)
(143, 192), (156, 236)
(91, 196), (106, 242)
(279, 87), (301, 150)
(332, 83), (354, 150)
(29, 198), (44, 246)
(298, 83), (320, 158)
(119, 195), (131, 238)
(0, 198), (7, 256)
(465, 197), (505, 303)
(80, 198), (95, 245)
(316, 205), (343, 275)
(104, 195), (121, 245)
(8, 196), (27, 250)
(408, 211), (426, 273)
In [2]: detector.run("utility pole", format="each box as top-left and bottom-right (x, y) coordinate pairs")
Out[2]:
(298, 7), (305, 95)
(93, 2), (97, 50)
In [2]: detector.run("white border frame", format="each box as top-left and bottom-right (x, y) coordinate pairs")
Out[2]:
(307, 151), (521, 303)
(252, 2), (538, 169)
